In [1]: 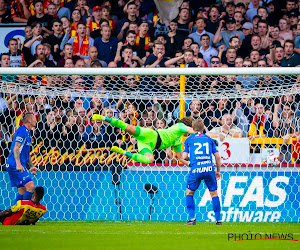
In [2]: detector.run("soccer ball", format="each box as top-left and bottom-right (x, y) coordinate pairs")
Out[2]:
(266, 153), (280, 167)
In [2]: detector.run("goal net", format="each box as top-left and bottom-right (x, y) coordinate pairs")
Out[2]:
(0, 67), (299, 222)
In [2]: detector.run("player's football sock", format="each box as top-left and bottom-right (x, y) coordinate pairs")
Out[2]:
(111, 146), (150, 164)
(212, 196), (221, 222)
(186, 195), (195, 220)
(23, 190), (33, 200)
(15, 194), (23, 203)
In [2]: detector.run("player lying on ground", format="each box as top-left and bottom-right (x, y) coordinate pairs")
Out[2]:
(0, 186), (46, 225)
(182, 119), (222, 225)
(92, 114), (194, 164)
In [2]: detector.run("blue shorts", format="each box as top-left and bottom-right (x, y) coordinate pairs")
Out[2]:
(186, 168), (217, 192)
(6, 164), (32, 188)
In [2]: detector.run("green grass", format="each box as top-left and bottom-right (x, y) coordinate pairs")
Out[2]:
(0, 221), (299, 250)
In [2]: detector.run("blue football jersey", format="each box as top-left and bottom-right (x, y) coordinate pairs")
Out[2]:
(183, 132), (218, 169)
(6, 125), (32, 167)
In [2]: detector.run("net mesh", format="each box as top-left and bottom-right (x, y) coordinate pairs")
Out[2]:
(0, 71), (299, 222)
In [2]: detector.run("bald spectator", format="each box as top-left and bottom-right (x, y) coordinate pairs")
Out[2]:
(84, 46), (107, 68)
(94, 25), (118, 64)
(207, 113), (243, 141)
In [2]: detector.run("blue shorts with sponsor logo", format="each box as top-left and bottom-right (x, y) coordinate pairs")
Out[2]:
(6, 165), (32, 188)
(186, 166), (217, 192)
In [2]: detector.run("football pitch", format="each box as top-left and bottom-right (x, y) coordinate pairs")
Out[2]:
(0, 221), (299, 250)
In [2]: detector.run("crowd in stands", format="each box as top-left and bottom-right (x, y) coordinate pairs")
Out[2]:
(0, 0), (300, 164)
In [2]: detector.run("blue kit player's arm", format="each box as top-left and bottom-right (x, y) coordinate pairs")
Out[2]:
(13, 130), (27, 173)
(211, 138), (221, 180)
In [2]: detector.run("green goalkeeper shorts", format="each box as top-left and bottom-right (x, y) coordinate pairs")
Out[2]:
(133, 127), (158, 155)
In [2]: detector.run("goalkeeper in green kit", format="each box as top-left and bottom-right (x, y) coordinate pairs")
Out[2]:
(92, 114), (194, 164)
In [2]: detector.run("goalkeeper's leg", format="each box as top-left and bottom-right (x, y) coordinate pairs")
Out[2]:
(92, 114), (138, 135)
(111, 144), (154, 164)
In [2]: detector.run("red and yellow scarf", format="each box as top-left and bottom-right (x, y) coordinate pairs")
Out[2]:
(248, 115), (265, 136)
(136, 32), (151, 50)
(73, 35), (89, 56)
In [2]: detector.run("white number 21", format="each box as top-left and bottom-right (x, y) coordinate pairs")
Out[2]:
(194, 142), (209, 155)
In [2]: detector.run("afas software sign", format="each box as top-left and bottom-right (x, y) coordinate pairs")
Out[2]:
(199, 173), (296, 222)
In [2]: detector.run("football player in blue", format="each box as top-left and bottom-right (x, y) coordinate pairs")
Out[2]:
(6, 112), (39, 203)
(182, 119), (222, 225)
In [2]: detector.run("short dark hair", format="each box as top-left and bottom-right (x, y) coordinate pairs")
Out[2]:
(8, 38), (18, 45)
(284, 39), (295, 48)
(51, 18), (62, 26)
(184, 48), (194, 54)
(123, 45), (133, 52)
(35, 186), (45, 199)
(184, 37), (194, 43)
(210, 56), (220, 62)
(31, 21), (41, 29)
(34, 0), (43, 6)
(0, 52), (10, 61)
(200, 34), (210, 40)
(63, 43), (73, 49)
(126, 30), (136, 37)
(229, 36), (239, 43)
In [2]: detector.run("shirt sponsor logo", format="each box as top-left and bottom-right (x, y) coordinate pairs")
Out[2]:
(192, 166), (213, 173)
(16, 136), (23, 142)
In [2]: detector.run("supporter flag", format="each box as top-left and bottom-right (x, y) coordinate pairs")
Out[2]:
(154, 0), (183, 26)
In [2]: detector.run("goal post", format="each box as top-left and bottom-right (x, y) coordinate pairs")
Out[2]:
(0, 67), (299, 222)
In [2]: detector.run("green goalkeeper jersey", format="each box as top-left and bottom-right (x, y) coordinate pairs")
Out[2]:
(157, 123), (188, 152)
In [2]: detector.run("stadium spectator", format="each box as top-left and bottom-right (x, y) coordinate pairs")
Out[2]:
(136, 21), (152, 59)
(205, 4), (221, 34)
(207, 113), (243, 141)
(27, 0), (53, 36)
(23, 22), (43, 55)
(222, 45), (237, 67)
(237, 60), (258, 89)
(49, 0), (70, 19)
(246, 0), (260, 22)
(57, 43), (80, 67)
(74, 0), (91, 24)
(86, 6), (102, 38)
(249, 49), (260, 67)
(281, 40), (300, 67)
(69, 9), (82, 37)
(233, 11), (244, 30)
(117, 2), (141, 41)
(10, 0), (33, 23)
(0, 0), (13, 23)
(176, 7), (192, 45)
(279, 18), (293, 41)
(7, 38), (24, 67)
(213, 17), (245, 50)
(235, 56), (243, 67)
(42, 19), (66, 62)
(35, 95), (51, 122)
(248, 102), (275, 140)
(117, 46), (142, 68)
(34, 111), (63, 149)
(188, 18), (214, 48)
(94, 24), (118, 64)
(206, 98), (232, 130)
(0, 52), (16, 82)
(23, 42), (56, 67)
(62, 23), (94, 59)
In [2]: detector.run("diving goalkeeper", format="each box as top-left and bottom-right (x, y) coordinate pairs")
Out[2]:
(92, 114), (194, 164)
